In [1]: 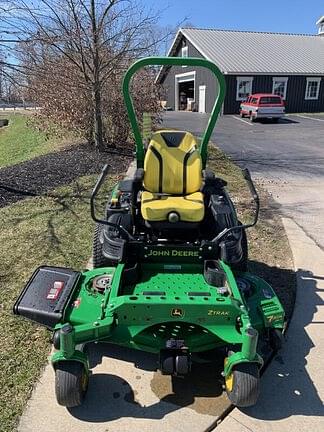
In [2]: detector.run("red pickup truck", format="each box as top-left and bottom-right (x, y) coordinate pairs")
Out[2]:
(240, 93), (285, 122)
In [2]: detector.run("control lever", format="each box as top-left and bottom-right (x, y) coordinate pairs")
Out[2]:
(212, 167), (260, 243)
(90, 164), (134, 240)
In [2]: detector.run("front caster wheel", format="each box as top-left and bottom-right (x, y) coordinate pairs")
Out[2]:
(225, 362), (260, 407)
(175, 354), (191, 375)
(55, 361), (89, 407)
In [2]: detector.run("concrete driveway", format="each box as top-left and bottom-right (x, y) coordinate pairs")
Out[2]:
(162, 112), (324, 250)
(163, 112), (324, 430)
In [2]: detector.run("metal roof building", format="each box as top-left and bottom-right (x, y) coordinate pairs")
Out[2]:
(158, 23), (324, 115)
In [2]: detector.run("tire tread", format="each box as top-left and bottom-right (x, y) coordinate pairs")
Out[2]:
(226, 362), (260, 407)
(55, 361), (88, 407)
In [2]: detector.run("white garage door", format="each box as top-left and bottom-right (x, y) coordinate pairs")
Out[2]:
(199, 85), (206, 113)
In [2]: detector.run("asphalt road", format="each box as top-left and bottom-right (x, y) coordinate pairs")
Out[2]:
(162, 111), (324, 250)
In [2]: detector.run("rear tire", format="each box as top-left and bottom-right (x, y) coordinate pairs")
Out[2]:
(225, 362), (260, 407)
(55, 361), (89, 407)
(92, 223), (114, 268)
(231, 224), (248, 272)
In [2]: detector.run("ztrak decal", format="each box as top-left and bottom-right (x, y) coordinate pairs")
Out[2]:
(208, 310), (230, 316)
(266, 314), (284, 324)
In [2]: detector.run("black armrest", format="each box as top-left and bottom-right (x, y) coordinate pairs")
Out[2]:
(202, 170), (227, 190)
(203, 170), (215, 181)
(134, 168), (144, 182)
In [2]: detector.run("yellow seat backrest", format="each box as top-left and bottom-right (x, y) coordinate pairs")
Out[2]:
(143, 130), (202, 195)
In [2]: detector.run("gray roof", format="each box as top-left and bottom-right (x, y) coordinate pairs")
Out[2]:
(162, 28), (324, 76)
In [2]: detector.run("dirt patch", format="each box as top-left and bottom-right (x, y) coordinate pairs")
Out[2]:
(0, 143), (132, 207)
(151, 360), (228, 415)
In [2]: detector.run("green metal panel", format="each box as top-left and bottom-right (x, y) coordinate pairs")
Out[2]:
(52, 260), (284, 370)
(122, 56), (226, 168)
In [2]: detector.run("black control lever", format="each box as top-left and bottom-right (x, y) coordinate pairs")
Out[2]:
(242, 168), (260, 226)
(242, 168), (259, 203)
(92, 164), (110, 198)
(212, 167), (260, 244)
(90, 164), (134, 240)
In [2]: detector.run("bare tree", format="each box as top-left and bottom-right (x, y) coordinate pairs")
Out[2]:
(1, 0), (168, 149)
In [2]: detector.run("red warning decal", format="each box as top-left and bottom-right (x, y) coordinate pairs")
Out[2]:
(47, 281), (64, 300)
(72, 298), (81, 308)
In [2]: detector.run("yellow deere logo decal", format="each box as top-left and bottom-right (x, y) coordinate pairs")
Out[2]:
(147, 249), (199, 257)
(171, 308), (184, 318)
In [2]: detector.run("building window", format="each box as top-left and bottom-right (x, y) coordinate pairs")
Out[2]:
(236, 77), (253, 101)
(181, 46), (188, 67)
(305, 78), (321, 100)
(181, 46), (188, 58)
(272, 77), (288, 99)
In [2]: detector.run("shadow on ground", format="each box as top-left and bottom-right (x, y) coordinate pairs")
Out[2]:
(239, 268), (324, 420)
(249, 260), (296, 320)
(253, 117), (299, 125)
(69, 343), (227, 422)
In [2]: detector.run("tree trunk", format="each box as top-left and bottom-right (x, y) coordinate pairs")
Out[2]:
(92, 83), (104, 151)
(90, 0), (104, 152)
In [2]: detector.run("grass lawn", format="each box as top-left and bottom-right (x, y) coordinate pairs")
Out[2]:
(0, 146), (295, 432)
(0, 174), (115, 432)
(0, 113), (77, 168)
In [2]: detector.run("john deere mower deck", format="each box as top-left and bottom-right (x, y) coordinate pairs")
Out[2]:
(14, 56), (285, 409)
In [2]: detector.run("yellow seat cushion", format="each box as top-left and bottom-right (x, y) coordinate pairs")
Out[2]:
(141, 191), (205, 222)
(143, 130), (202, 195)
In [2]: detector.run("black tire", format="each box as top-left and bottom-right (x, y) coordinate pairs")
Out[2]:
(272, 117), (279, 123)
(175, 355), (190, 375)
(231, 225), (248, 272)
(92, 223), (114, 268)
(55, 361), (89, 407)
(161, 356), (174, 375)
(225, 362), (260, 407)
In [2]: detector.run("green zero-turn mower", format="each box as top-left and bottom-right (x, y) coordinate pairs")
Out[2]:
(14, 57), (285, 409)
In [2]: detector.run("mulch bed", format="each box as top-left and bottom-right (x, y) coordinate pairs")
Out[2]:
(0, 143), (132, 207)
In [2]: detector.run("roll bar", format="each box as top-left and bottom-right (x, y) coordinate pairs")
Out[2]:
(122, 56), (226, 169)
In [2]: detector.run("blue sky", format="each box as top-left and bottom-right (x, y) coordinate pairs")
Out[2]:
(146, 0), (323, 35)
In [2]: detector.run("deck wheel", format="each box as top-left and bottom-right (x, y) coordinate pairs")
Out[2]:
(175, 355), (191, 375)
(225, 362), (260, 407)
(160, 354), (174, 375)
(55, 361), (89, 407)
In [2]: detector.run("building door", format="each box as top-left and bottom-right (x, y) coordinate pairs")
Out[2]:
(175, 72), (196, 111)
(199, 85), (206, 113)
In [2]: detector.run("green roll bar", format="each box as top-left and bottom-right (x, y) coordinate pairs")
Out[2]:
(122, 56), (226, 169)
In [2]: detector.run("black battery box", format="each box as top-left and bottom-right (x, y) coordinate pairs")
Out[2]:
(13, 266), (81, 329)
